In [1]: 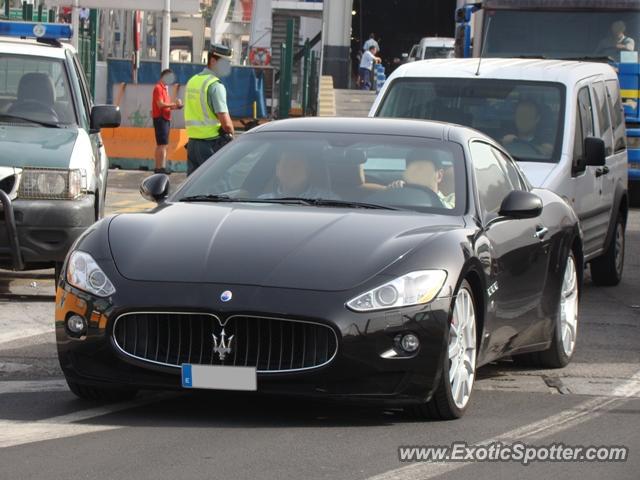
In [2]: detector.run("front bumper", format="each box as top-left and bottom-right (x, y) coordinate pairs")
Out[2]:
(56, 270), (452, 406)
(0, 194), (95, 269)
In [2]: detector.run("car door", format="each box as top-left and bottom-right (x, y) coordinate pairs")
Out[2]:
(471, 141), (550, 358)
(570, 84), (607, 257)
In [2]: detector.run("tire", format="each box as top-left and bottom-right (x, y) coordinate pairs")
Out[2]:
(410, 280), (477, 420)
(66, 379), (138, 403)
(54, 262), (63, 284)
(590, 214), (625, 286)
(514, 252), (579, 369)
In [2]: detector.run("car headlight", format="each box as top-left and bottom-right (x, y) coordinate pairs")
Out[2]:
(66, 251), (116, 297)
(18, 168), (84, 199)
(346, 270), (447, 312)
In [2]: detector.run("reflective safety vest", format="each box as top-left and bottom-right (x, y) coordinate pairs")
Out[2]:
(184, 73), (221, 139)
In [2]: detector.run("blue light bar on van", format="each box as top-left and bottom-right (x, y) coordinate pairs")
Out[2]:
(0, 21), (73, 41)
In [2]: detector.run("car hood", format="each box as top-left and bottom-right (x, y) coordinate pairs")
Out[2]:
(516, 161), (557, 188)
(107, 203), (462, 291)
(0, 125), (78, 169)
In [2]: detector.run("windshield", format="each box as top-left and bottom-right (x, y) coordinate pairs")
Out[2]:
(0, 54), (76, 127)
(423, 47), (455, 59)
(377, 78), (565, 163)
(484, 10), (640, 62)
(175, 132), (467, 215)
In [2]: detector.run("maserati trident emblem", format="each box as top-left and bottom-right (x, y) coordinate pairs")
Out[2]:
(212, 328), (234, 361)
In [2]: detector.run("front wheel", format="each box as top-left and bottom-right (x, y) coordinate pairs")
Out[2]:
(410, 280), (477, 420)
(590, 214), (625, 286)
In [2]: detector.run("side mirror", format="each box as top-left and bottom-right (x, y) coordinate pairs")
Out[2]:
(584, 136), (606, 167)
(90, 105), (121, 132)
(499, 190), (543, 219)
(140, 174), (170, 203)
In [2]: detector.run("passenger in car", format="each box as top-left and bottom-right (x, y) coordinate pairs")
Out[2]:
(502, 100), (554, 156)
(260, 149), (337, 199)
(387, 149), (455, 208)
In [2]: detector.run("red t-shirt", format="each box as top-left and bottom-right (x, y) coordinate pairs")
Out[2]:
(152, 82), (171, 120)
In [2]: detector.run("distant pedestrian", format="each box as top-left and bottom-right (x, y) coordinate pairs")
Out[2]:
(363, 33), (379, 54)
(184, 44), (235, 176)
(152, 68), (183, 174)
(359, 45), (381, 90)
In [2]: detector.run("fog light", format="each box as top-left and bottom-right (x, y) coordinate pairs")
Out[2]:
(67, 315), (87, 335)
(400, 333), (420, 353)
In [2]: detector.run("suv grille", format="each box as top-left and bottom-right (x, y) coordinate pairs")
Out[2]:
(112, 312), (338, 373)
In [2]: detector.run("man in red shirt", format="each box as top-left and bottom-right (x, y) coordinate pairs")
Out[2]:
(152, 69), (183, 174)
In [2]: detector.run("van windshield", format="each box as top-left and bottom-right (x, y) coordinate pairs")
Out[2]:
(483, 10), (640, 62)
(376, 78), (565, 163)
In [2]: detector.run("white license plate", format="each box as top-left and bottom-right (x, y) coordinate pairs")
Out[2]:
(181, 364), (257, 391)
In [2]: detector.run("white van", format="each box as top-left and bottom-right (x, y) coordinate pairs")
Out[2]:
(405, 37), (455, 63)
(371, 58), (629, 285)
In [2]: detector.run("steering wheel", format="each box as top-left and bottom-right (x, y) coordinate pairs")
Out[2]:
(9, 99), (59, 122)
(365, 182), (444, 208)
(508, 137), (544, 156)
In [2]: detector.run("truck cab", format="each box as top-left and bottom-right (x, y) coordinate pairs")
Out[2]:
(371, 58), (629, 285)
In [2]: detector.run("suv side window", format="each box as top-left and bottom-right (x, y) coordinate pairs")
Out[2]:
(68, 53), (91, 129)
(471, 142), (514, 220)
(605, 80), (627, 153)
(592, 81), (614, 156)
(574, 87), (594, 173)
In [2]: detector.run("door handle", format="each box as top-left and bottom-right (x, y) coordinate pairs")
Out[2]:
(533, 226), (549, 240)
(595, 166), (610, 177)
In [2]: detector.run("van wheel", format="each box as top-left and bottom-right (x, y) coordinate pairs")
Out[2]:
(590, 214), (625, 286)
(54, 262), (63, 283)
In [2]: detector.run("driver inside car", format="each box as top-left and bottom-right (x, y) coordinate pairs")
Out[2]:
(502, 100), (554, 157)
(261, 148), (337, 199)
(387, 150), (455, 208)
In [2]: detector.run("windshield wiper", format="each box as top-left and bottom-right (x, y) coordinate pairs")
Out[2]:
(179, 194), (237, 203)
(514, 55), (547, 59)
(264, 197), (400, 210)
(0, 113), (62, 128)
(560, 55), (615, 63)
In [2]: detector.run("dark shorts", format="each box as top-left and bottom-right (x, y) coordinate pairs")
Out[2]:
(153, 117), (170, 146)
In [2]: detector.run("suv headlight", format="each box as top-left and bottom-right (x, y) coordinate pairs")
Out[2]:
(66, 251), (116, 297)
(18, 168), (84, 199)
(346, 270), (447, 312)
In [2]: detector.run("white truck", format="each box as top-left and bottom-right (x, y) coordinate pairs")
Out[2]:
(371, 58), (628, 285)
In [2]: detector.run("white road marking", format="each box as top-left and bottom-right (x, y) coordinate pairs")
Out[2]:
(0, 380), (69, 395)
(366, 371), (640, 480)
(0, 393), (176, 449)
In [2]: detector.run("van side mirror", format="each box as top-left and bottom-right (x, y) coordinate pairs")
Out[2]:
(140, 174), (170, 203)
(90, 105), (121, 132)
(499, 191), (543, 219)
(584, 136), (606, 167)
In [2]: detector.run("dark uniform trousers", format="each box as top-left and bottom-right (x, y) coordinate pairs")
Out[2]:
(186, 136), (230, 176)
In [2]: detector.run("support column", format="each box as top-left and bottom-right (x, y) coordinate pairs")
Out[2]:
(71, 0), (80, 49)
(321, 0), (352, 89)
(161, 0), (171, 70)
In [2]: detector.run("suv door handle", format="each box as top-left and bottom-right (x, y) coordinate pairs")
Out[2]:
(533, 226), (549, 240)
(595, 166), (610, 177)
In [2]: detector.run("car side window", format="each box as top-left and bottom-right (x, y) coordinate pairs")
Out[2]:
(592, 82), (614, 156)
(70, 54), (91, 129)
(491, 148), (525, 191)
(574, 87), (594, 174)
(605, 80), (627, 153)
(471, 142), (514, 220)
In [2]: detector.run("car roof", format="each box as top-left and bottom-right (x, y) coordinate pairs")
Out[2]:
(0, 37), (73, 58)
(390, 58), (618, 85)
(249, 117), (490, 146)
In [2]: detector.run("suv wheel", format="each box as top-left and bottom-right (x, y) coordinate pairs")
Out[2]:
(591, 214), (625, 286)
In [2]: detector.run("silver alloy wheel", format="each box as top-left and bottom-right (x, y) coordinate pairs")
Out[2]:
(448, 288), (476, 410)
(614, 223), (624, 276)
(560, 255), (579, 356)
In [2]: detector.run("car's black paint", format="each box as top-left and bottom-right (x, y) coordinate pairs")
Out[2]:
(56, 118), (582, 405)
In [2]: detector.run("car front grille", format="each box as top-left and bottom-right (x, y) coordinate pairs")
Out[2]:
(112, 312), (338, 373)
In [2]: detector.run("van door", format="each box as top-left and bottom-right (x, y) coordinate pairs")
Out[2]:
(571, 85), (607, 258)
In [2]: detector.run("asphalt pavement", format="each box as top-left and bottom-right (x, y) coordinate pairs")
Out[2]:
(0, 170), (638, 480)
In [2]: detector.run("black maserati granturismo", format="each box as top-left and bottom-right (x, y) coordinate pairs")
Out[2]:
(56, 118), (584, 419)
